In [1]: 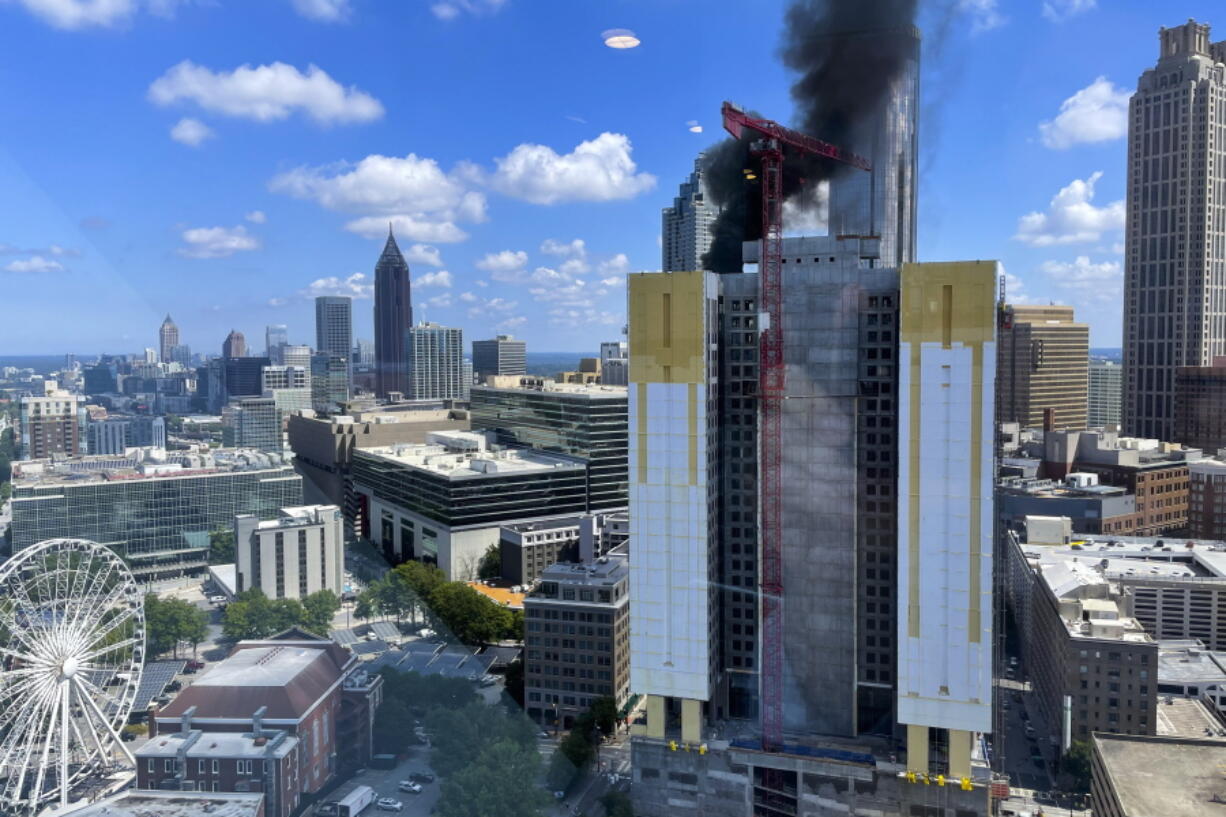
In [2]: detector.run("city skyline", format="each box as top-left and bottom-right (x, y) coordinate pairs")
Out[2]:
(3, 1), (1223, 354)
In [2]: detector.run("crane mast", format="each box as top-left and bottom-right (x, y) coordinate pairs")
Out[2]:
(720, 100), (871, 752)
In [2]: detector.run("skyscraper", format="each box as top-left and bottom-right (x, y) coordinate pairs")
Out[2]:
(159, 314), (179, 364)
(996, 304), (1089, 430)
(471, 335), (526, 381)
(373, 227), (413, 398)
(661, 155), (719, 271)
(314, 297), (352, 374)
(223, 329), (247, 358)
(1124, 19), (1226, 439)
(265, 324), (288, 363)
(406, 323), (463, 401)
(18, 391), (85, 459)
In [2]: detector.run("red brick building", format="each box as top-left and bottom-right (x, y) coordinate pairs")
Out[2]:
(1189, 458), (1226, 541)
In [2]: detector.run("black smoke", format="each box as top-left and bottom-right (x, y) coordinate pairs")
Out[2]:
(700, 0), (919, 272)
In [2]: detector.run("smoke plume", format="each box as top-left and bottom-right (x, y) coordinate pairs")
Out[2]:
(700, 0), (919, 272)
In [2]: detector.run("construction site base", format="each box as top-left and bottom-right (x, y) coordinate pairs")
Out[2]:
(630, 736), (991, 817)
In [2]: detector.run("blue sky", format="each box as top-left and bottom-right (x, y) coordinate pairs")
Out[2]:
(0, 0), (1220, 354)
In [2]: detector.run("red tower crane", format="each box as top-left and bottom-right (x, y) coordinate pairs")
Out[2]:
(720, 101), (871, 752)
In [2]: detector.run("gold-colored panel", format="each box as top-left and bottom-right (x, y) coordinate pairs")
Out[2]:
(900, 261), (997, 347)
(628, 271), (707, 385)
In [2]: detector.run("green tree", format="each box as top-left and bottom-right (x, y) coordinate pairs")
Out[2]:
(301, 589), (341, 635)
(0, 482), (10, 502)
(429, 582), (509, 646)
(503, 658), (525, 708)
(599, 792), (634, 817)
(208, 529), (235, 565)
(1059, 739), (1093, 794)
(268, 598), (306, 633)
(591, 695), (618, 737)
(354, 589), (376, 624)
(436, 739), (549, 817)
(372, 696), (416, 755)
(144, 595), (208, 658)
(477, 544), (501, 581)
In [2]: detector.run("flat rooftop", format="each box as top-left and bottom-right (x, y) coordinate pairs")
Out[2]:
(64, 790), (265, 817)
(1155, 696), (1226, 740)
(533, 555), (629, 589)
(472, 382), (627, 398)
(138, 729), (298, 759)
(360, 440), (584, 479)
(12, 447), (291, 487)
(1021, 540), (1226, 580)
(1094, 734), (1226, 816)
(1158, 641), (1226, 686)
(252, 504), (338, 530)
(467, 581), (526, 609)
(195, 645), (320, 689)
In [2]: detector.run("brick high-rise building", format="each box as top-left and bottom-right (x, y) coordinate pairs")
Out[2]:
(18, 390), (84, 459)
(223, 329), (247, 359)
(997, 304), (1089, 430)
(1123, 19), (1226, 439)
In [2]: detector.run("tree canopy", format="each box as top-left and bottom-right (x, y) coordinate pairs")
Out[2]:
(477, 544), (500, 581)
(144, 594), (208, 659)
(221, 588), (340, 640)
(208, 529), (236, 565)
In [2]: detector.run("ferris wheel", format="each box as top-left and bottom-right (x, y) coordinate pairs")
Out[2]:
(0, 539), (145, 814)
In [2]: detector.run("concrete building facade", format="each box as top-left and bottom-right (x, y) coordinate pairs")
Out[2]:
(407, 323), (464, 401)
(19, 390), (84, 459)
(996, 304), (1089, 430)
(1089, 360), (1124, 428)
(223, 397), (282, 454)
(160, 314), (180, 364)
(1174, 360), (1226, 453)
(1123, 19), (1226, 440)
(524, 552), (631, 728)
(235, 505), (344, 600)
(471, 335), (526, 381)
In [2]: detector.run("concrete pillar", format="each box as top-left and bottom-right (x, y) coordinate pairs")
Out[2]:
(948, 728), (973, 779)
(681, 698), (702, 744)
(646, 695), (666, 739)
(906, 723), (929, 775)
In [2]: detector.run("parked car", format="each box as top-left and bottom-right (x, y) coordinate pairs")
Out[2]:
(185, 660), (205, 672)
(376, 798), (403, 812)
(397, 781), (422, 794)
(409, 773), (434, 784)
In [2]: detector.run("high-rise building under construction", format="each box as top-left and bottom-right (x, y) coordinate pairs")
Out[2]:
(626, 21), (998, 816)
(661, 155), (720, 272)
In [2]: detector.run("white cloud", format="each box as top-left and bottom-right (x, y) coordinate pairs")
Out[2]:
(599, 276), (625, 287)
(178, 225), (260, 259)
(300, 272), (372, 299)
(458, 291), (478, 303)
(1111, 242), (1125, 255)
(291, 0), (350, 22)
(425, 293), (452, 308)
(245, 210), (267, 224)
(498, 316), (527, 331)
(465, 296), (517, 318)
(8, 0), (136, 29)
(270, 154), (482, 243)
(169, 117), (214, 147)
(485, 133), (656, 205)
(416, 269), (453, 289)
(431, 0), (503, 20)
(959, 0), (1005, 33)
(4, 255), (64, 273)
(1014, 172), (1124, 246)
(475, 250), (529, 273)
(540, 238), (585, 258)
(149, 60), (383, 125)
(782, 183), (829, 236)
(404, 244), (443, 267)
(267, 297), (288, 307)
(1039, 77), (1130, 149)
(1039, 255), (1121, 290)
(1042, 0), (1095, 23)
(548, 308), (622, 329)
(598, 254), (629, 276)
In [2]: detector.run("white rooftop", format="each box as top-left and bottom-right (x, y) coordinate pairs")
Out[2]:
(64, 790), (265, 817)
(194, 646), (320, 689)
(363, 439), (583, 479)
(138, 729), (298, 759)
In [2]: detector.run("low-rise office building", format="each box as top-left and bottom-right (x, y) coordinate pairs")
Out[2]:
(9, 448), (302, 580)
(235, 505), (344, 600)
(350, 430), (588, 578)
(524, 551), (630, 728)
(223, 397), (282, 454)
(1005, 533), (1158, 747)
(286, 408), (469, 510)
(998, 473), (1139, 536)
(1091, 733), (1226, 817)
(500, 518), (580, 586)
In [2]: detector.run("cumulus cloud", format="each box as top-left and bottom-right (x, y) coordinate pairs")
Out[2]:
(540, 238), (585, 258)
(498, 316), (527, 331)
(465, 295), (517, 319)
(245, 210), (267, 224)
(1042, 0), (1095, 23)
(425, 293), (452, 308)
(431, 0), (503, 20)
(1039, 77), (1130, 149)
(484, 133), (656, 205)
(4, 255), (64, 273)
(300, 272), (372, 299)
(291, 0), (350, 21)
(597, 253), (629, 276)
(1014, 172), (1124, 246)
(149, 60), (383, 125)
(4, 0), (164, 29)
(169, 117), (214, 147)
(458, 291), (479, 303)
(416, 269), (453, 289)
(270, 154), (483, 243)
(404, 244), (443, 267)
(959, 0), (1005, 33)
(178, 224), (260, 259)
(267, 297), (288, 307)
(476, 250), (528, 273)
(1039, 255), (1121, 291)
(549, 308), (622, 329)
